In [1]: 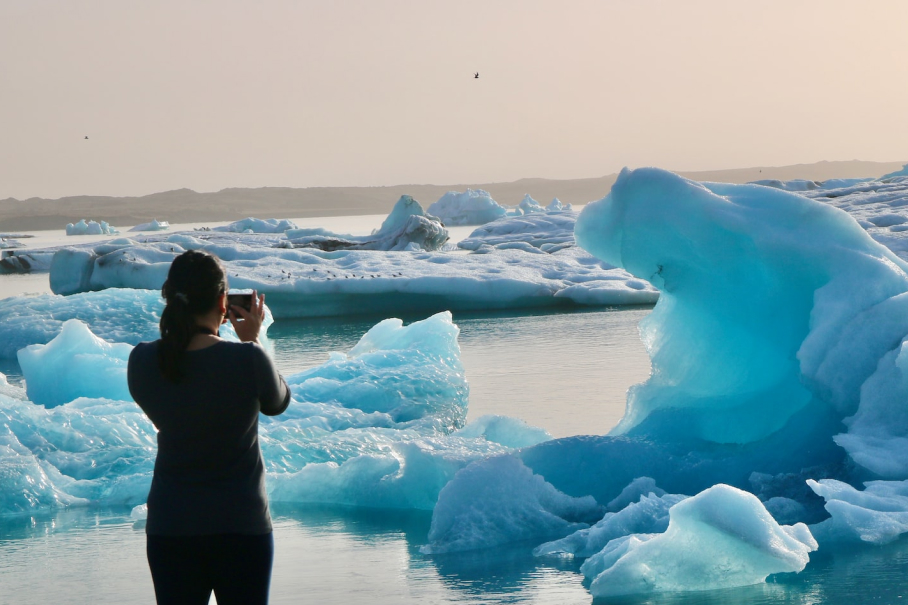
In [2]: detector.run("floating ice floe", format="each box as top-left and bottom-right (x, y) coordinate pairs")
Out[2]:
(427, 189), (509, 225)
(66, 219), (119, 236)
(212, 217), (298, 233)
(0, 238), (23, 250)
(128, 219), (170, 232)
(283, 195), (449, 251)
(42, 232), (657, 314)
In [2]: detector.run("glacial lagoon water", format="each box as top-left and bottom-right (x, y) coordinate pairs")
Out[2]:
(1, 305), (907, 604)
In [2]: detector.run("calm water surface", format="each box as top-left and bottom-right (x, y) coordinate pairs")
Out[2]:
(1, 306), (906, 604)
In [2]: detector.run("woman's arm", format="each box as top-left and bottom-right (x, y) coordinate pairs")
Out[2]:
(251, 344), (291, 416)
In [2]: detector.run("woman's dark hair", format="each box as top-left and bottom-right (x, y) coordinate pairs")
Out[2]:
(158, 250), (228, 382)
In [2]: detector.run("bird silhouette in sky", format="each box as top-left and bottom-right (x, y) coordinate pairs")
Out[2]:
(474, 72), (479, 79)
(84, 136), (89, 140)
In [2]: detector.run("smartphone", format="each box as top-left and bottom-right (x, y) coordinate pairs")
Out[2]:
(227, 291), (253, 314)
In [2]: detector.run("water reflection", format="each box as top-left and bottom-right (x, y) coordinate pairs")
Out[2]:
(3, 504), (908, 605)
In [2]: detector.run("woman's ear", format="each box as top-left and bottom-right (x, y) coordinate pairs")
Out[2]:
(218, 292), (228, 322)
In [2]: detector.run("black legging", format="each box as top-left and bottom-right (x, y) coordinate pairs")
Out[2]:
(147, 532), (274, 605)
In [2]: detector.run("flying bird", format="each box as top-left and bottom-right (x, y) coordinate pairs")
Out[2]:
(84, 136), (89, 140)
(474, 72), (479, 79)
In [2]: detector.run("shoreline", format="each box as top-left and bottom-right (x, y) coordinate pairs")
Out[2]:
(2, 160), (904, 232)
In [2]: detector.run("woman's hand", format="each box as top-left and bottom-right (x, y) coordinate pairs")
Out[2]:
(228, 290), (266, 343)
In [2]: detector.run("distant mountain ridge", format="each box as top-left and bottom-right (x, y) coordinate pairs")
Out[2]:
(1, 160), (904, 231)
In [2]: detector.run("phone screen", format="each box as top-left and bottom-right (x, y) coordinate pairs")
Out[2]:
(227, 293), (253, 313)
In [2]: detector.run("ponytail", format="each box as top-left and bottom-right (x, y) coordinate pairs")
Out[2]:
(158, 250), (228, 382)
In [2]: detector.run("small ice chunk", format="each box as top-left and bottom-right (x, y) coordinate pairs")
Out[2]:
(582, 484), (817, 598)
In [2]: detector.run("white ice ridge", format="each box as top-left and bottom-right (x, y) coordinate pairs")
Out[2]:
(581, 485), (817, 598)
(212, 217), (298, 233)
(42, 234), (657, 315)
(0, 288), (273, 360)
(66, 219), (119, 236)
(0, 312), (553, 514)
(750, 168), (908, 260)
(808, 479), (908, 545)
(458, 211), (579, 253)
(283, 195), (449, 251)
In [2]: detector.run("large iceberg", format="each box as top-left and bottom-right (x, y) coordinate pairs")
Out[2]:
(751, 171), (908, 259)
(427, 189), (509, 226)
(284, 195), (449, 252)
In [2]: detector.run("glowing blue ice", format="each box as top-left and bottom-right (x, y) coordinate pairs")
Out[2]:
(18, 319), (134, 407)
(0, 311), (550, 516)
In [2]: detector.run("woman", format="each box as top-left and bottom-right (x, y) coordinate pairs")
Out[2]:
(127, 250), (290, 605)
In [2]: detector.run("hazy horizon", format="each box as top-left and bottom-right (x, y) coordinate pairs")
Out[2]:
(2, 0), (907, 200)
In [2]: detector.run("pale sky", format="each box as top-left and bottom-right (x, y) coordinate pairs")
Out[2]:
(1, 0), (906, 199)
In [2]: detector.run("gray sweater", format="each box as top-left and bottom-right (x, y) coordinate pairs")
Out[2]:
(127, 340), (290, 536)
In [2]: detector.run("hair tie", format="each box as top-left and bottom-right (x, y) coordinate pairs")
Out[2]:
(173, 292), (189, 304)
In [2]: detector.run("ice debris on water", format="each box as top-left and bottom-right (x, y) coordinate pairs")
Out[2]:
(0, 311), (552, 516)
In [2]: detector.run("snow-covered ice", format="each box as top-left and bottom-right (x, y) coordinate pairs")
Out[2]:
(458, 211), (578, 252)
(41, 232), (657, 314)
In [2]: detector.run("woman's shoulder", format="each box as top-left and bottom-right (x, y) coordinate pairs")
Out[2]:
(129, 340), (160, 360)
